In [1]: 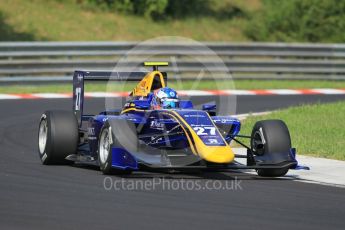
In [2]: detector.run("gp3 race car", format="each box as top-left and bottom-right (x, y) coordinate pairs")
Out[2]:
(38, 62), (308, 177)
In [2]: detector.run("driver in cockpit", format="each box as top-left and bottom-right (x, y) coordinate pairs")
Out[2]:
(149, 87), (180, 110)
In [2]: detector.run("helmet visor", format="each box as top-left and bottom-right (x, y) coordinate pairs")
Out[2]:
(162, 99), (179, 109)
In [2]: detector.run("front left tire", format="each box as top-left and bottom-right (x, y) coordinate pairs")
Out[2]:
(98, 119), (138, 175)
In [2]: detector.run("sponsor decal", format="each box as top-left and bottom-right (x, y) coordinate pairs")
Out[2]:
(213, 118), (238, 123)
(208, 139), (219, 144)
(150, 120), (164, 130)
(88, 127), (95, 136)
(184, 114), (206, 118)
(200, 136), (225, 146)
(190, 124), (215, 127)
(127, 118), (139, 122)
(124, 102), (131, 108)
(150, 136), (163, 144)
(77, 73), (83, 81)
(75, 87), (81, 110)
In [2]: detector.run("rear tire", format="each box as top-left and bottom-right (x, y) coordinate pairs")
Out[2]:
(38, 110), (79, 165)
(98, 119), (138, 175)
(251, 119), (291, 177)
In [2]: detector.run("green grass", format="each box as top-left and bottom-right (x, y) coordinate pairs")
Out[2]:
(0, 80), (344, 94)
(0, 0), (259, 41)
(236, 101), (345, 160)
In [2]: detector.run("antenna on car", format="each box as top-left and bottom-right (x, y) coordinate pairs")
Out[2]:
(144, 62), (169, 71)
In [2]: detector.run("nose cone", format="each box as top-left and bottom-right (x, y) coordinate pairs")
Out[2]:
(198, 145), (235, 164)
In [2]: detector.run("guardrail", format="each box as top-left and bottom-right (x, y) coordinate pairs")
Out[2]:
(1, 41), (345, 82)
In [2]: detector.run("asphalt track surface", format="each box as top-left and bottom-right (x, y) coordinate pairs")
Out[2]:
(1, 95), (345, 230)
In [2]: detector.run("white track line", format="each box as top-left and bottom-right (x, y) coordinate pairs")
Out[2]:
(84, 92), (120, 98)
(32, 93), (71, 98)
(267, 89), (302, 95)
(0, 94), (22, 99)
(0, 88), (345, 100)
(177, 90), (216, 96)
(232, 111), (272, 120)
(221, 90), (256, 95)
(309, 88), (345, 95)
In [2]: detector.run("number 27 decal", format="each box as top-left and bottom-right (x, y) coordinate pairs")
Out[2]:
(193, 127), (216, 136)
(75, 87), (81, 110)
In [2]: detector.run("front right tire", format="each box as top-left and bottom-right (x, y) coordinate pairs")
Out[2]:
(251, 119), (291, 177)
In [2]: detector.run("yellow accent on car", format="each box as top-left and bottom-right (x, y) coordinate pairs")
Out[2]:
(121, 108), (145, 114)
(171, 111), (235, 164)
(130, 71), (166, 97)
(161, 112), (198, 155)
(144, 62), (169, 66)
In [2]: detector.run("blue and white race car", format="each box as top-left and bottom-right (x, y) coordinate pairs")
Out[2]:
(38, 62), (308, 177)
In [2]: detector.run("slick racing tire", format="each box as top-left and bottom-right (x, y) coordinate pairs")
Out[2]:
(251, 119), (291, 177)
(98, 119), (138, 175)
(38, 110), (79, 165)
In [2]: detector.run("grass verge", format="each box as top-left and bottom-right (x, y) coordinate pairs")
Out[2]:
(0, 0), (253, 41)
(236, 101), (345, 160)
(1, 80), (345, 94)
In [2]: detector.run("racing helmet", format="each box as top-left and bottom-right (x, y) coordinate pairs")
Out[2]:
(151, 87), (179, 109)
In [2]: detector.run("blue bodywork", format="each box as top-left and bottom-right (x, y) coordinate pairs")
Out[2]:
(84, 103), (241, 170)
(72, 70), (307, 172)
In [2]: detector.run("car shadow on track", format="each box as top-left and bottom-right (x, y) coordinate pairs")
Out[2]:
(126, 171), (298, 181)
(72, 163), (296, 181)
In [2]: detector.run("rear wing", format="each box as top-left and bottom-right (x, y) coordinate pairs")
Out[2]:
(72, 70), (167, 126)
